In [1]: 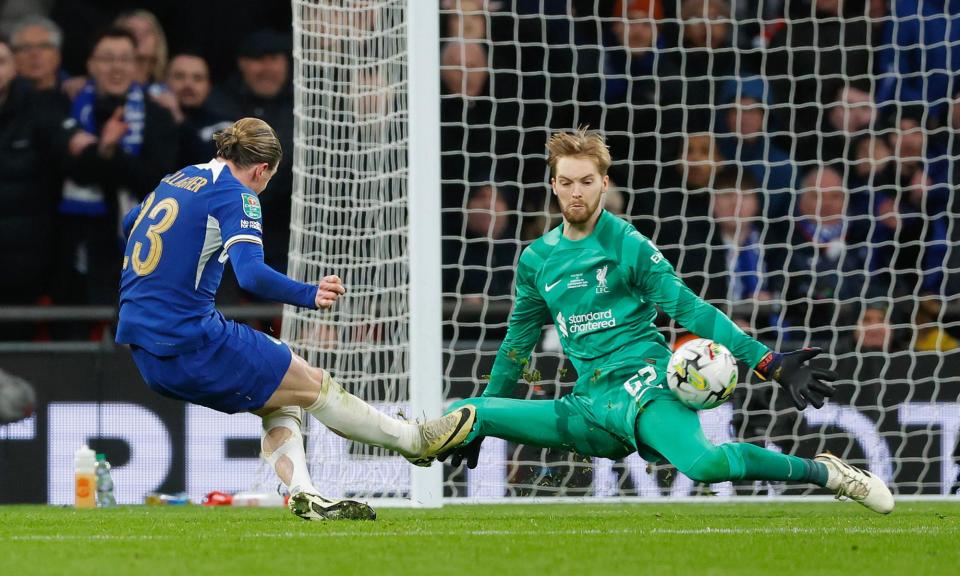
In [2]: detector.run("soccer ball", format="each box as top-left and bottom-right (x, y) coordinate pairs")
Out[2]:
(666, 338), (738, 410)
(0, 368), (35, 425)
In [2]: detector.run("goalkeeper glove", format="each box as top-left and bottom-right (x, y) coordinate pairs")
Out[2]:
(438, 437), (484, 469)
(754, 348), (837, 410)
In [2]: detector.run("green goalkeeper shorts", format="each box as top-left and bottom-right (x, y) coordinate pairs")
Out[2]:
(567, 351), (674, 456)
(454, 346), (674, 461)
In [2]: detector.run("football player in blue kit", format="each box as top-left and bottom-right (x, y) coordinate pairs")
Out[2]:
(117, 118), (475, 520)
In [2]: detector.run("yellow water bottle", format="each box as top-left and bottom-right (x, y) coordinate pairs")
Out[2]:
(74, 445), (96, 508)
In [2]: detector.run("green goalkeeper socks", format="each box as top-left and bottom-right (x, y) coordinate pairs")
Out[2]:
(722, 442), (829, 487)
(637, 399), (830, 487)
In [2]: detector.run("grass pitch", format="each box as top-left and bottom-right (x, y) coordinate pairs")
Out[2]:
(1, 501), (956, 575)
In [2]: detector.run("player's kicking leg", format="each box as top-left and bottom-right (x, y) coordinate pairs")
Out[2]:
(257, 354), (475, 520)
(264, 354), (475, 463)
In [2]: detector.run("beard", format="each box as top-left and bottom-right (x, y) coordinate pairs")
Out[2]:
(561, 196), (602, 224)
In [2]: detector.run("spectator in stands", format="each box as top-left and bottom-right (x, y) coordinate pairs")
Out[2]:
(768, 165), (878, 340)
(820, 84), (876, 165)
(57, 27), (177, 309)
(650, 132), (724, 296)
(10, 16), (66, 92)
(114, 9), (188, 139)
(883, 104), (950, 197)
(874, 0), (954, 120)
(854, 304), (893, 352)
(868, 167), (954, 351)
(728, 0), (784, 70)
(869, 170), (949, 299)
(443, 184), (517, 302)
(0, 36), (71, 333)
(845, 133), (897, 244)
(603, 0), (683, 191)
(166, 52), (232, 166)
(207, 29), (294, 271)
(443, 0), (487, 40)
(715, 76), (796, 217)
(850, 133), (895, 188)
(441, 41), (488, 102)
(114, 10), (168, 89)
(670, 0), (735, 129)
(439, 40), (492, 189)
(764, 0), (870, 162)
(820, 85), (883, 241)
(704, 169), (774, 309)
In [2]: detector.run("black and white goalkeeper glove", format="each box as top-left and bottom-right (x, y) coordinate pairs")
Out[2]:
(754, 348), (838, 410)
(438, 437), (484, 469)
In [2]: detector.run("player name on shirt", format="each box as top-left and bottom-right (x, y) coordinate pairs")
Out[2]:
(161, 171), (209, 193)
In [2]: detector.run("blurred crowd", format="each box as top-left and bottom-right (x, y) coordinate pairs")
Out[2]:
(0, 1), (293, 339)
(439, 0), (960, 353)
(0, 0), (958, 354)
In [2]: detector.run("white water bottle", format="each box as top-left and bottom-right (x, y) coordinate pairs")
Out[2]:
(74, 445), (97, 508)
(231, 491), (286, 507)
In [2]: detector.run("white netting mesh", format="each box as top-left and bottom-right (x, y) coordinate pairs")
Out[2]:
(286, 0), (413, 497)
(290, 0), (960, 500)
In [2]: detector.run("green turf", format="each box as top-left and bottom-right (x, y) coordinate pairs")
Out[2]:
(0, 502), (957, 575)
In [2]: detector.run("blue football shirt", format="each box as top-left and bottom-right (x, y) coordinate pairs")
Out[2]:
(116, 159), (272, 355)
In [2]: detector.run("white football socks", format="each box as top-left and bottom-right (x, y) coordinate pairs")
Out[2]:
(305, 370), (421, 457)
(260, 407), (318, 496)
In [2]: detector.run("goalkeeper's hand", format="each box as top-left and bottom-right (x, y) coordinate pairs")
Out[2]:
(754, 348), (837, 410)
(437, 437), (484, 469)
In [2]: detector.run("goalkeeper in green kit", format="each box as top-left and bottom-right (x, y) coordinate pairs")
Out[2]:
(441, 129), (894, 513)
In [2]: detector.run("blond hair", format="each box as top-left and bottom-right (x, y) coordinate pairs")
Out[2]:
(115, 9), (169, 83)
(546, 127), (612, 177)
(213, 118), (282, 169)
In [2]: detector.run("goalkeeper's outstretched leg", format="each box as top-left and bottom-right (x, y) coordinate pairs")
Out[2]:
(445, 394), (893, 514)
(447, 396), (637, 461)
(636, 398), (894, 514)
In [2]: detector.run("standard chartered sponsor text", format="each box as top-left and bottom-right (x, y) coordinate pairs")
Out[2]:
(568, 309), (617, 334)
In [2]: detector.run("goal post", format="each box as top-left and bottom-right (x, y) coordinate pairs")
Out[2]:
(285, 0), (443, 506)
(406, 0), (444, 507)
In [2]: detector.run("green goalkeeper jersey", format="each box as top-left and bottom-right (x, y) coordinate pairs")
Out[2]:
(483, 209), (770, 398)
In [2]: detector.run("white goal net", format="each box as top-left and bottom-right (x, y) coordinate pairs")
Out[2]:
(284, 0), (420, 500)
(288, 0), (960, 501)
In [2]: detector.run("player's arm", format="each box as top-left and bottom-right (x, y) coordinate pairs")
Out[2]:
(121, 202), (143, 241)
(226, 241), (321, 309)
(626, 232), (768, 366)
(625, 231), (836, 410)
(214, 187), (338, 310)
(483, 253), (550, 398)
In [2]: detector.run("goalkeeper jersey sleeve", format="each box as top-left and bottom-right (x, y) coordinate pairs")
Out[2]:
(483, 249), (550, 398)
(622, 229), (770, 369)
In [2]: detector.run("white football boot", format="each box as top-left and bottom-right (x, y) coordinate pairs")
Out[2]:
(815, 452), (894, 514)
(288, 492), (376, 521)
(406, 405), (477, 467)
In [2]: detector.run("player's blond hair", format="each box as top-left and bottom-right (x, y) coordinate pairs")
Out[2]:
(546, 127), (612, 177)
(213, 118), (282, 170)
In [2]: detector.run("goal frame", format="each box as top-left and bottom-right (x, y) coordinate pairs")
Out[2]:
(406, 0), (444, 507)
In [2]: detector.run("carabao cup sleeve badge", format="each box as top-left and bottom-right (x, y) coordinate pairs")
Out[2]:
(241, 193), (262, 219)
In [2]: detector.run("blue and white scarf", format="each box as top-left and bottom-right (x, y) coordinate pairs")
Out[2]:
(797, 217), (845, 260)
(60, 80), (146, 215)
(730, 228), (763, 300)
